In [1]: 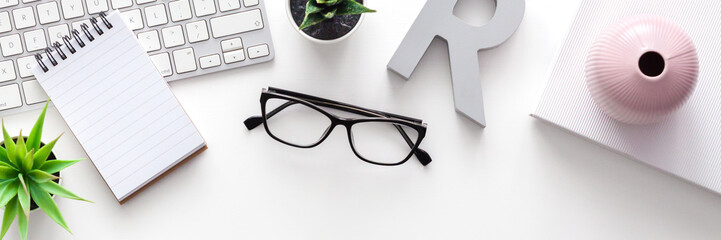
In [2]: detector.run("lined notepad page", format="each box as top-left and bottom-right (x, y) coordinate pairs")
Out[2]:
(32, 12), (205, 202)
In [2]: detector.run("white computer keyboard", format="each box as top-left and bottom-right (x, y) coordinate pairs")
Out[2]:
(0, 0), (275, 116)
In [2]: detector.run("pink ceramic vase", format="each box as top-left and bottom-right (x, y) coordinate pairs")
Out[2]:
(585, 15), (699, 125)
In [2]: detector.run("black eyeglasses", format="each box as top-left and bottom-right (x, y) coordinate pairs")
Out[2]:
(244, 87), (432, 166)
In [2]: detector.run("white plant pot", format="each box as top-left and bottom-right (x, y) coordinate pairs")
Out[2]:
(286, 0), (366, 44)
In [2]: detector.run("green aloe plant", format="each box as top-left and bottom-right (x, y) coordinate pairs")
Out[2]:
(0, 102), (90, 240)
(299, 0), (376, 30)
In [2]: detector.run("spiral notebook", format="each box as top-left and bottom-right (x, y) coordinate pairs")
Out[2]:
(532, 0), (721, 194)
(32, 12), (207, 203)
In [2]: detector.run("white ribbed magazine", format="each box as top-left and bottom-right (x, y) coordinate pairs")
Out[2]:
(532, 0), (721, 193)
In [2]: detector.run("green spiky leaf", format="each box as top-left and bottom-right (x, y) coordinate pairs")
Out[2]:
(0, 180), (13, 202)
(335, 0), (376, 16)
(0, 145), (9, 167)
(33, 134), (62, 168)
(0, 180), (18, 207)
(16, 175), (30, 216)
(2, 122), (17, 168)
(16, 199), (27, 240)
(299, 0), (374, 30)
(40, 159), (81, 174)
(30, 182), (71, 233)
(0, 166), (18, 179)
(38, 181), (92, 203)
(15, 131), (26, 165)
(299, 13), (328, 30)
(0, 197), (17, 239)
(0, 179), (11, 188)
(316, 0), (342, 5)
(306, 0), (324, 14)
(28, 169), (59, 183)
(322, 9), (337, 19)
(26, 102), (49, 152)
(0, 161), (17, 173)
(21, 149), (34, 173)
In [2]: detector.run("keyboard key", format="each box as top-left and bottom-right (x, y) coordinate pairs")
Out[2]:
(149, 52), (172, 76)
(0, 34), (22, 56)
(110, 0), (132, 9)
(0, 0), (18, 9)
(37, 2), (61, 24)
(48, 24), (69, 44)
(210, 9), (263, 38)
(145, 4), (167, 27)
(61, 0), (85, 19)
(12, 6), (35, 29)
(120, 9), (143, 30)
(247, 44), (269, 59)
(137, 30), (160, 52)
(168, 0), (191, 22)
(161, 25), (184, 48)
(86, 0), (109, 14)
(22, 80), (48, 105)
(186, 20), (209, 43)
(136, 0), (155, 4)
(243, 0), (258, 7)
(223, 49), (244, 63)
(199, 54), (220, 69)
(0, 60), (15, 82)
(218, 0), (239, 12)
(16, 56), (35, 78)
(220, 37), (241, 52)
(23, 29), (47, 52)
(22, 0), (39, 3)
(192, 0), (215, 17)
(172, 48), (196, 73)
(0, 12), (10, 33)
(0, 84), (21, 111)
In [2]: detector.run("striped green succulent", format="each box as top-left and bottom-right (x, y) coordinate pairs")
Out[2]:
(299, 0), (376, 30)
(0, 102), (90, 240)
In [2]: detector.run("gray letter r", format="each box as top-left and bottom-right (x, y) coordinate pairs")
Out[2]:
(388, 0), (525, 128)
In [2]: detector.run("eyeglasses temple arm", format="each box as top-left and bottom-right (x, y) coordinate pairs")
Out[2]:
(394, 124), (432, 166)
(307, 99), (420, 123)
(271, 88), (421, 123)
(244, 101), (298, 130)
(414, 148), (432, 166)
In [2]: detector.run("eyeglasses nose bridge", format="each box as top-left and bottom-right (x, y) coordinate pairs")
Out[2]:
(317, 116), (346, 139)
(321, 123), (337, 137)
(336, 122), (357, 153)
(312, 121), (350, 148)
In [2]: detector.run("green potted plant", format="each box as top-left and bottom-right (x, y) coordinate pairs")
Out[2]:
(0, 102), (90, 240)
(288, 0), (376, 43)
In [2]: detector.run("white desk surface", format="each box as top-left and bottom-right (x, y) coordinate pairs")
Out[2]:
(4, 0), (721, 239)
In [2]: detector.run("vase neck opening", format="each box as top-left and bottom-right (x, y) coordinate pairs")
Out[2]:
(639, 51), (665, 79)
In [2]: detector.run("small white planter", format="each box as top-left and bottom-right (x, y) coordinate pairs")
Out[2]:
(286, 0), (366, 44)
